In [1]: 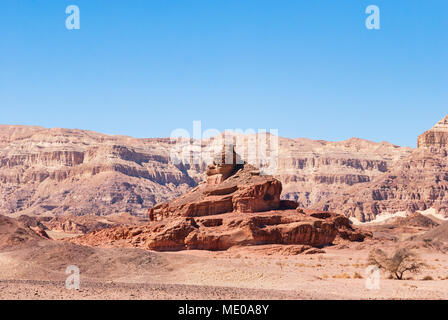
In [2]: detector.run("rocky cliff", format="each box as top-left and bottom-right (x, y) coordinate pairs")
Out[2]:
(0, 125), (411, 217)
(321, 114), (448, 222)
(275, 137), (411, 207)
(0, 125), (200, 217)
(418, 115), (448, 148)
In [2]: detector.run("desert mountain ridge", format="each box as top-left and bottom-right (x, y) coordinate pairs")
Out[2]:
(321, 114), (448, 221)
(0, 124), (412, 219)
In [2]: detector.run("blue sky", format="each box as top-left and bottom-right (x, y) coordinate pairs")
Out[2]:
(1, 0), (447, 147)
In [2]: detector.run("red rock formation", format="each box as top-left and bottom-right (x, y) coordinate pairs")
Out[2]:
(71, 208), (368, 251)
(71, 147), (369, 251)
(148, 146), (283, 221)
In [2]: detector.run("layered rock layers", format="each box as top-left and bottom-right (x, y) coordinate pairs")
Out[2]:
(0, 126), (200, 217)
(418, 115), (448, 148)
(321, 114), (448, 222)
(71, 148), (368, 251)
(0, 125), (410, 218)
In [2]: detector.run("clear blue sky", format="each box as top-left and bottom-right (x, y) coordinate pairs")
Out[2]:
(1, 0), (447, 147)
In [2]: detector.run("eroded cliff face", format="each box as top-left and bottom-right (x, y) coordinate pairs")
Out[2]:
(0, 126), (201, 217)
(418, 115), (448, 148)
(275, 137), (411, 208)
(0, 125), (411, 217)
(322, 115), (448, 222)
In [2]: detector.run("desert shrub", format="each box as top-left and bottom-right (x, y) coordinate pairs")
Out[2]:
(353, 272), (363, 279)
(333, 273), (351, 279)
(367, 248), (425, 280)
(422, 275), (434, 281)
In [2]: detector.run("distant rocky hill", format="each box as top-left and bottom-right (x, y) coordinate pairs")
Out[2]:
(415, 220), (448, 242)
(321, 115), (448, 222)
(0, 124), (411, 217)
(275, 136), (411, 207)
(0, 125), (200, 217)
(0, 214), (47, 249)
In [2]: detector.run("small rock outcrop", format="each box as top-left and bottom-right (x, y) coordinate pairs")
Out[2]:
(71, 146), (368, 251)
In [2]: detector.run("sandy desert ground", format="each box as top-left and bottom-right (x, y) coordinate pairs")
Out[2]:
(1, 236), (448, 300)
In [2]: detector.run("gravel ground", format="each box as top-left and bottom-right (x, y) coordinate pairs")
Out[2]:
(0, 280), (305, 300)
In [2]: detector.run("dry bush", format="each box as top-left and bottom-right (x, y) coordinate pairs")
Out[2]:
(333, 273), (351, 279)
(353, 272), (363, 279)
(422, 275), (434, 281)
(368, 247), (425, 280)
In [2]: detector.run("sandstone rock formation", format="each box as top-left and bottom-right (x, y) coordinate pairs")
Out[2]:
(148, 152), (282, 221)
(71, 147), (368, 251)
(72, 209), (367, 251)
(321, 114), (448, 222)
(0, 125), (411, 218)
